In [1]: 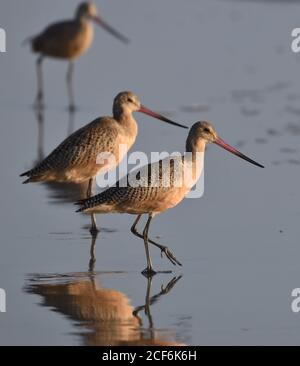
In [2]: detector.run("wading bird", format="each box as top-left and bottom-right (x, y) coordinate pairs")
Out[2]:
(76, 121), (264, 276)
(26, 2), (129, 110)
(20, 91), (188, 233)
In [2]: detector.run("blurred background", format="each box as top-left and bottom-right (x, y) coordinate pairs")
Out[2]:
(0, 0), (300, 345)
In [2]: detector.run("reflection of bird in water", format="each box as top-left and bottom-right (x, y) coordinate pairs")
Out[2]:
(35, 106), (45, 162)
(77, 121), (264, 275)
(20, 91), (187, 233)
(24, 2), (129, 110)
(25, 273), (183, 346)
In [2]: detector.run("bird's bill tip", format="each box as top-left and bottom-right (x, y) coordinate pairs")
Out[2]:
(92, 16), (130, 44)
(139, 105), (188, 129)
(214, 137), (264, 168)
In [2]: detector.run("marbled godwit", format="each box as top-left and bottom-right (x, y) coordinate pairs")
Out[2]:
(26, 2), (129, 109)
(77, 121), (264, 275)
(20, 91), (188, 233)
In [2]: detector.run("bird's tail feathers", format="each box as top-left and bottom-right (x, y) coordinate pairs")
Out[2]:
(75, 192), (109, 213)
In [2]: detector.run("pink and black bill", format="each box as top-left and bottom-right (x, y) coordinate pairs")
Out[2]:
(93, 16), (130, 44)
(214, 137), (264, 168)
(139, 105), (188, 129)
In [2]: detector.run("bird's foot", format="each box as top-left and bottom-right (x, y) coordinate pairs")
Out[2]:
(160, 246), (182, 266)
(141, 267), (157, 277)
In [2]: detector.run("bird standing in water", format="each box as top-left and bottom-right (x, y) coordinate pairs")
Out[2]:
(26, 2), (129, 110)
(77, 121), (264, 276)
(20, 91), (188, 233)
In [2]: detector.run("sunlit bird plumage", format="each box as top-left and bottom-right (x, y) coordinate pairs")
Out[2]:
(26, 2), (129, 109)
(77, 121), (264, 276)
(20, 91), (188, 232)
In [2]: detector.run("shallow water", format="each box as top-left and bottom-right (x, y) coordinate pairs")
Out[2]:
(1, 0), (300, 345)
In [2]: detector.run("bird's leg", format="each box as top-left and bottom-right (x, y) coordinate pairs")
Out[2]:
(131, 215), (182, 267)
(35, 56), (44, 108)
(67, 61), (75, 112)
(132, 276), (182, 332)
(132, 275), (154, 330)
(88, 234), (97, 272)
(90, 213), (99, 236)
(34, 104), (45, 161)
(130, 214), (142, 235)
(86, 178), (99, 236)
(67, 107), (75, 136)
(141, 215), (156, 277)
(144, 276), (154, 329)
(86, 178), (93, 198)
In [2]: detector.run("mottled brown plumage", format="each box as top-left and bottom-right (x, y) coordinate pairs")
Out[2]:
(21, 117), (122, 184)
(32, 18), (94, 60)
(30, 2), (129, 59)
(27, 2), (129, 109)
(77, 121), (264, 275)
(21, 91), (187, 233)
(20, 91), (185, 184)
(77, 157), (190, 214)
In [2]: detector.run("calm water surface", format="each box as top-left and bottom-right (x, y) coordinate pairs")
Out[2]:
(1, 0), (300, 345)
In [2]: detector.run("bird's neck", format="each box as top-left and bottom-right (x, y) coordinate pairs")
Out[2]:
(186, 137), (206, 159)
(76, 15), (91, 25)
(184, 139), (206, 188)
(114, 109), (138, 142)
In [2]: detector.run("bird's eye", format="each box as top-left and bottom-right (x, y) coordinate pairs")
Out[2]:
(128, 98), (134, 103)
(204, 128), (210, 133)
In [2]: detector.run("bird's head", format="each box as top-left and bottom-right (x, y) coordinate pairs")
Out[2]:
(187, 121), (264, 168)
(76, 2), (129, 44)
(113, 91), (188, 129)
(188, 121), (218, 144)
(76, 2), (98, 20)
(113, 91), (141, 114)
